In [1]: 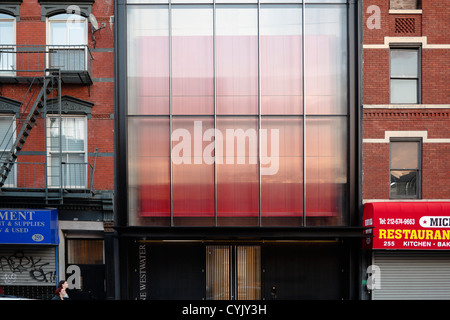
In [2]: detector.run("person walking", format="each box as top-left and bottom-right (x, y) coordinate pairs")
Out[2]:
(53, 280), (70, 300)
(51, 287), (65, 300)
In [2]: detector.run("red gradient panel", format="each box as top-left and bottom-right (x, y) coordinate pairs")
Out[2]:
(261, 117), (303, 217)
(216, 36), (258, 115)
(216, 117), (259, 219)
(171, 7), (214, 115)
(172, 36), (214, 115)
(260, 35), (302, 115)
(138, 36), (170, 115)
(216, 7), (258, 115)
(138, 118), (171, 216)
(305, 117), (347, 219)
(172, 118), (215, 216)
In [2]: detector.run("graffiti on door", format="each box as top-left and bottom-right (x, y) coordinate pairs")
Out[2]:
(0, 250), (56, 285)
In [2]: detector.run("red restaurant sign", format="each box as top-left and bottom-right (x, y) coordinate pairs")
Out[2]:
(363, 202), (450, 250)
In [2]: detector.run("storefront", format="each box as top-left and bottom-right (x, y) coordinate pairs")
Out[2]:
(363, 202), (450, 300)
(0, 208), (59, 298)
(127, 239), (353, 300)
(114, 0), (362, 300)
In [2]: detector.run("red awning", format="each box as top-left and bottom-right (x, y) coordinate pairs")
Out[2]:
(363, 202), (450, 250)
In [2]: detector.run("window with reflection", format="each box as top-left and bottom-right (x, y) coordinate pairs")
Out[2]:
(390, 48), (420, 104)
(390, 140), (421, 199)
(48, 13), (87, 71)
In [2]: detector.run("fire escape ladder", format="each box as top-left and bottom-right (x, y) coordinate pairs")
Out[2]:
(45, 70), (64, 204)
(0, 77), (54, 188)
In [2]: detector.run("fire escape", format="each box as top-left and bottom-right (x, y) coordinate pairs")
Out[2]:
(0, 45), (94, 204)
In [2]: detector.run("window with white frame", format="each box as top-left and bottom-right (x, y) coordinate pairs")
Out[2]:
(47, 13), (87, 71)
(0, 115), (16, 187)
(0, 13), (15, 74)
(390, 47), (420, 104)
(47, 116), (87, 188)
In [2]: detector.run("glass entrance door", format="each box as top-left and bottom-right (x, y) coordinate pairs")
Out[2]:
(206, 245), (261, 300)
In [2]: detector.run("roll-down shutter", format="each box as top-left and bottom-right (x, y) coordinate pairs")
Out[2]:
(0, 245), (57, 286)
(373, 251), (450, 300)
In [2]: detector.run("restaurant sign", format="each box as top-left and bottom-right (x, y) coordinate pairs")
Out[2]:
(0, 209), (59, 245)
(363, 202), (450, 250)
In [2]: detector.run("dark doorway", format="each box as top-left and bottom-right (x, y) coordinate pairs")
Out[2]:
(130, 242), (205, 300)
(66, 239), (105, 300)
(262, 241), (344, 300)
(67, 264), (105, 300)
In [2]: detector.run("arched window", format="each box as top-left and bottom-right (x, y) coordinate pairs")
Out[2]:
(0, 13), (16, 73)
(47, 13), (88, 71)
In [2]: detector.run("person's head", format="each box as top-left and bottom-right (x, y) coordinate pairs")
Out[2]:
(58, 280), (68, 289)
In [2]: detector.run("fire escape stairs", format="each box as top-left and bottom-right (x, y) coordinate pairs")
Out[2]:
(0, 76), (56, 191)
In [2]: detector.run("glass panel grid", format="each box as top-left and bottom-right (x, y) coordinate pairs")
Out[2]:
(126, 3), (350, 227)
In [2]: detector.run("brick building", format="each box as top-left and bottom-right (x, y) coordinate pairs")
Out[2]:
(362, 0), (450, 299)
(0, 0), (114, 299)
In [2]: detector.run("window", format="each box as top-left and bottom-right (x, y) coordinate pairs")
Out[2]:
(47, 13), (87, 71)
(390, 139), (421, 198)
(47, 116), (87, 188)
(0, 115), (16, 187)
(67, 239), (104, 265)
(0, 13), (15, 74)
(390, 0), (421, 10)
(390, 48), (420, 104)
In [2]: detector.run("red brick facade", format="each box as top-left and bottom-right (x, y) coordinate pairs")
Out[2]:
(363, 0), (450, 201)
(1, 0), (114, 191)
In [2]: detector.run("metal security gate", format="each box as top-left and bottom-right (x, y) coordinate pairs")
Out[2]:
(373, 251), (450, 300)
(0, 245), (57, 286)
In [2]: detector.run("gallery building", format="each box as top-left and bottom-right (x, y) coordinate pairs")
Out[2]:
(115, 0), (364, 299)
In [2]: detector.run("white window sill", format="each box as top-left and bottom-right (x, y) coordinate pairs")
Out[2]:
(389, 9), (422, 14)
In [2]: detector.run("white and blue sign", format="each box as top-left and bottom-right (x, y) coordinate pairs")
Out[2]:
(0, 209), (59, 245)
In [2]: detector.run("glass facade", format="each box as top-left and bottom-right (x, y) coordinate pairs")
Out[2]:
(126, 0), (350, 227)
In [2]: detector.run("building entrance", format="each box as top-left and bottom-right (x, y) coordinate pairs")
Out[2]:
(129, 240), (348, 300)
(206, 245), (261, 300)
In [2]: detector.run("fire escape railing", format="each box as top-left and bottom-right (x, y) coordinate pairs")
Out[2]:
(0, 162), (95, 192)
(0, 44), (93, 76)
(0, 45), (95, 202)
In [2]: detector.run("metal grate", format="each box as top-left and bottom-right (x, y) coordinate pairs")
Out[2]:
(1, 285), (55, 300)
(395, 18), (416, 33)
